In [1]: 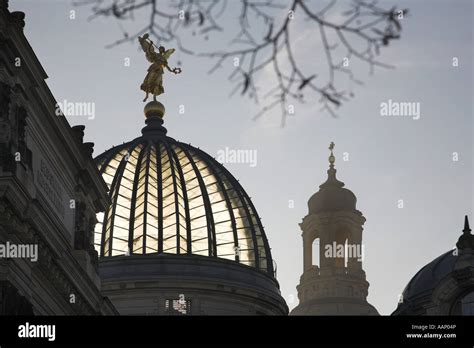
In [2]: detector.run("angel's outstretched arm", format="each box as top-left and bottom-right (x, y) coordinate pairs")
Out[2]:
(138, 36), (148, 53)
(138, 35), (156, 61)
(147, 41), (154, 54)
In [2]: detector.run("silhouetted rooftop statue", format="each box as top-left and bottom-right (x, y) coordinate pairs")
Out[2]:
(139, 33), (182, 102)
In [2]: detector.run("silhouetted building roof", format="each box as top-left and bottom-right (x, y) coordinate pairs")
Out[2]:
(401, 250), (456, 302)
(393, 216), (474, 315)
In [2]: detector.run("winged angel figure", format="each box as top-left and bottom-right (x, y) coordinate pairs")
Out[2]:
(138, 33), (182, 102)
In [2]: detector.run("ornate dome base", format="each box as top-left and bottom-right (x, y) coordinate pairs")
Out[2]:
(99, 254), (288, 315)
(290, 266), (379, 316)
(291, 298), (379, 315)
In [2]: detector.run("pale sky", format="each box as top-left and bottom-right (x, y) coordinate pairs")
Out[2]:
(11, 0), (473, 314)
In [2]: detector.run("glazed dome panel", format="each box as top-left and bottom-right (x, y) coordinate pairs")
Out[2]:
(93, 136), (273, 275)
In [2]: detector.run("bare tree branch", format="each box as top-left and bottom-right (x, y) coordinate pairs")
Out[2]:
(76, 0), (408, 124)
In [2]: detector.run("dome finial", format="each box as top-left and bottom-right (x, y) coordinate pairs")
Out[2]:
(463, 215), (471, 234)
(142, 101), (167, 136)
(144, 100), (165, 119)
(328, 141), (336, 167)
(457, 215), (474, 250)
(319, 141), (344, 189)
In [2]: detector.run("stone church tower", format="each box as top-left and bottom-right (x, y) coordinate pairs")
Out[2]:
(291, 143), (378, 315)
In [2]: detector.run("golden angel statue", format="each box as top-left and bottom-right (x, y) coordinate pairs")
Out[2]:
(138, 33), (182, 102)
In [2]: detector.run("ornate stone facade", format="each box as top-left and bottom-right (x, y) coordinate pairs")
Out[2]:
(0, 1), (116, 315)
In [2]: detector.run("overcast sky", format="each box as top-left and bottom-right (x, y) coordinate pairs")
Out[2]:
(11, 0), (473, 314)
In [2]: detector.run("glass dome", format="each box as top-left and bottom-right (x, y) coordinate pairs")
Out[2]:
(93, 111), (273, 275)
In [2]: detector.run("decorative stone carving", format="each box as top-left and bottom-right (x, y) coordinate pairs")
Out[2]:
(0, 82), (14, 170)
(82, 142), (94, 158)
(74, 199), (99, 269)
(71, 125), (85, 144)
(0, 280), (34, 315)
(0, 89), (32, 171)
(8, 11), (25, 29)
(74, 201), (87, 250)
(0, 119), (10, 143)
(0, 81), (11, 120)
(0, 200), (97, 315)
(0, 0), (9, 10)
(15, 106), (32, 168)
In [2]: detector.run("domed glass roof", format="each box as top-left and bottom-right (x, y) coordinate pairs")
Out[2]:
(93, 108), (273, 275)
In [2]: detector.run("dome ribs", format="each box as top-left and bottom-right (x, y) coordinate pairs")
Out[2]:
(141, 145), (153, 253)
(94, 134), (275, 276)
(242, 191), (273, 275)
(155, 142), (164, 254)
(128, 143), (149, 254)
(195, 146), (240, 263)
(198, 150), (262, 272)
(167, 143), (192, 254)
(161, 140), (183, 254)
(179, 144), (217, 258)
(102, 143), (142, 256)
(98, 143), (129, 175)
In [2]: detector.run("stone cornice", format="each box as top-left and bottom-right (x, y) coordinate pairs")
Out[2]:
(300, 210), (365, 237)
(0, 198), (115, 315)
